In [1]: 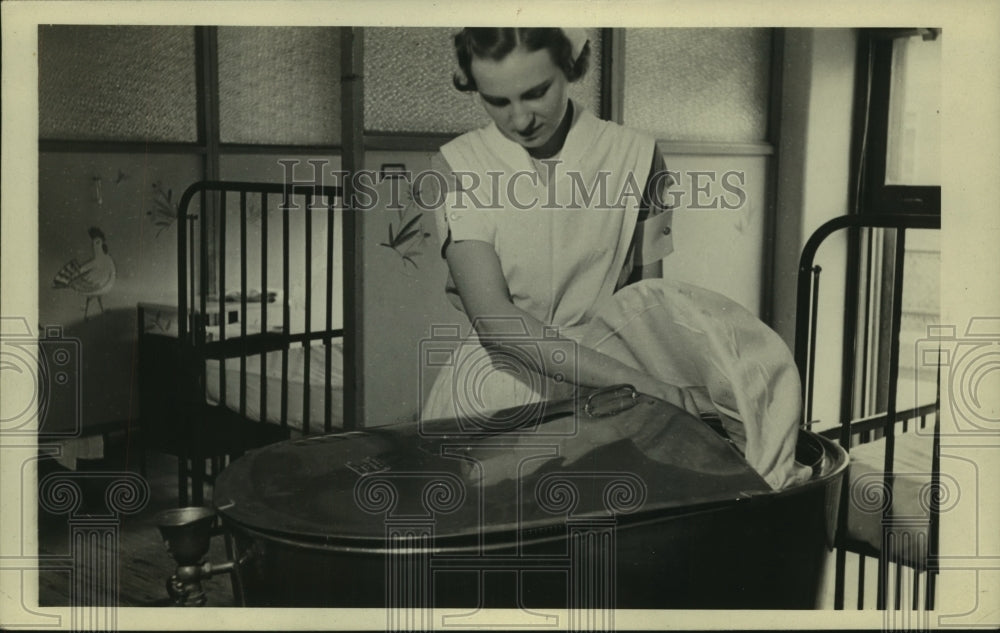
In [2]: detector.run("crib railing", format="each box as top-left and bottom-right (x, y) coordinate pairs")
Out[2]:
(170, 180), (345, 505)
(794, 213), (941, 611)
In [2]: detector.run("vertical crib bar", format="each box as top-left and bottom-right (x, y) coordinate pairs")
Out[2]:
(325, 196), (335, 432)
(178, 460), (189, 507)
(260, 192), (268, 427)
(239, 191), (248, 423)
(926, 357), (942, 610)
(877, 228), (907, 610)
(805, 265), (821, 429)
(199, 193), (209, 357)
(218, 190), (228, 410)
(839, 224), (862, 451)
(302, 191), (313, 435)
(188, 214), (196, 343)
(193, 190), (214, 508)
(860, 228), (876, 419)
(894, 558), (903, 610)
(857, 555), (866, 609)
(177, 196), (189, 342)
(833, 547), (847, 609)
(281, 190), (290, 428)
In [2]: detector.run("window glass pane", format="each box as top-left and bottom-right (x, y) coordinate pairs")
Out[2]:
(885, 35), (941, 186)
(218, 27), (341, 146)
(364, 28), (603, 134)
(39, 26), (198, 142)
(897, 230), (940, 409)
(623, 28), (771, 142)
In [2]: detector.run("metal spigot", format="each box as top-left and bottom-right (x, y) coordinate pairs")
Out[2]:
(155, 506), (232, 607)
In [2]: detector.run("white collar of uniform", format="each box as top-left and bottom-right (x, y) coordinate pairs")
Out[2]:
(482, 100), (597, 175)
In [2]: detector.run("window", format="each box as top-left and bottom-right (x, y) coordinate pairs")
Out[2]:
(850, 29), (942, 420)
(859, 29), (941, 216)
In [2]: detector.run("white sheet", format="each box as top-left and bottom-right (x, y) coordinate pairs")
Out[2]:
(204, 341), (344, 433)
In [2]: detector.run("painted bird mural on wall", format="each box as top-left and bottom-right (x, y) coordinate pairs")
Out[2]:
(52, 227), (117, 320)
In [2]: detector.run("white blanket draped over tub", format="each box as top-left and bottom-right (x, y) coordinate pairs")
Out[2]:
(204, 341), (345, 433)
(574, 279), (812, 490)
(424, 278), (812, 491)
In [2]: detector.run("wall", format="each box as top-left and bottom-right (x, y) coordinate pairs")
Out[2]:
(360, 151), (461, 426)
(659, 151), (769, 314)
(38, 152), (197, 430)
(622, 28), (774, 315)
(771, 28), (858, 427)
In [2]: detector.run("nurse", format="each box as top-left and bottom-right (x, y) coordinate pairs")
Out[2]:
(420, 27), (806, 490)
(420, 27), (694, 419)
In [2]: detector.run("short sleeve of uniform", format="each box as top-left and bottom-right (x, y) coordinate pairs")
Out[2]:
(636, 146), (675, 265)
(428, 152), (496, 258)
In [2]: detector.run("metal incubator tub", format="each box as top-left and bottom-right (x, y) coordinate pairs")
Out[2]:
(211, 386), (848, 609)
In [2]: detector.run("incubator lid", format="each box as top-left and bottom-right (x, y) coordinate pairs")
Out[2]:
(213, 389), (773, 548)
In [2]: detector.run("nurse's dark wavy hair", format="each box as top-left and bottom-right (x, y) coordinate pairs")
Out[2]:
(452, 28), (590, 92)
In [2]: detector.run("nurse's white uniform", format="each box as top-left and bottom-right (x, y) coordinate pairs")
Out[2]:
(421, 103), (808, 490)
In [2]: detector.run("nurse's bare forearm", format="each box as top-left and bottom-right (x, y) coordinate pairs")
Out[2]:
(444, 239), (685, 405)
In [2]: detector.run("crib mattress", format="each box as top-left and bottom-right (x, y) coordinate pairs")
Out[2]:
(204, 342), (344, 433)
(844, 431), (935, 567)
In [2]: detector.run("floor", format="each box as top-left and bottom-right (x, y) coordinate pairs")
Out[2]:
(37, 435), (235, 608)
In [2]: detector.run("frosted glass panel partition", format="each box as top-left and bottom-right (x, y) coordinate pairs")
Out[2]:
(365, 27), (603, 133)
(39, 26), (198, 142)
(624, 28), (771, 142)
(218, 27), (342, 145)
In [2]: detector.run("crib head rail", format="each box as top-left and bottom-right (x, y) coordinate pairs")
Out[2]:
(175, 179), (345, 439)
(176, 180), (343, 345)
(794, 212), (940, 432)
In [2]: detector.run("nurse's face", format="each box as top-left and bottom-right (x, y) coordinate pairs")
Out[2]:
(470, 45), (570, 149)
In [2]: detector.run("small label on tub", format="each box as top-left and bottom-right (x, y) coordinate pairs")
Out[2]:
(346, 456), (390, 475)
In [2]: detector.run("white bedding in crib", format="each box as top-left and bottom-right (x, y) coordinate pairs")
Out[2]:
(204, 341), (344, 433)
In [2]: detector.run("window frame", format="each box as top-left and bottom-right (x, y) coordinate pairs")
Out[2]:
(858, 28), (941, 216)
(846, 28), (942, 422)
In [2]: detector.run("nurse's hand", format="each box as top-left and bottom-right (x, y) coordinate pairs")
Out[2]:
(636, 378), (701, 417)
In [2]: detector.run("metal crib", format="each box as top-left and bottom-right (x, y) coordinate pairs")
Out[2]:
(795, 212), (942, 610)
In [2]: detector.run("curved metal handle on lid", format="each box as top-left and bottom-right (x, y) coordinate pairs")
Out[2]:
(584, 384), (639, 418)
